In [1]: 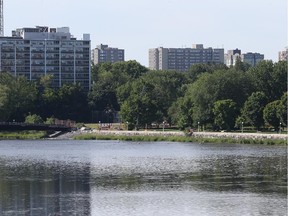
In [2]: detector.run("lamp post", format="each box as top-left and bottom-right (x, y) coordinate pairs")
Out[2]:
(198, 122), (200, 132)
(98, 121), (101, 131)
(241, 122), (243, 133)
(279, 122), (282, 134)
(163, 121), (165, 132)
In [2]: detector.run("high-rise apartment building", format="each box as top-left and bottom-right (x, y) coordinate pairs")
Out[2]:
(241, 52), (264, 66)
(225, 49), (264, 67)
(278, 47), (288, 61)
(225, 48), (241, 67)
(92, 44), (124, 65)
(149, 44), (224, 71)
(0, 26), (91, 90)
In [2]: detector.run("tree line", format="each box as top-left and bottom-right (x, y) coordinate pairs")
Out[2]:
(0, 59), (287, 131)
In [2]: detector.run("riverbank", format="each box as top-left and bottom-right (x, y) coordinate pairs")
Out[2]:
(0, 131), (47, 140)
(72, 130), (287, 145)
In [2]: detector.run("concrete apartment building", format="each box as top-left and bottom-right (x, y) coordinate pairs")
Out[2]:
(92, 44), (124, 65)
(225, 48), (241, 67)
(225, 49), (264, 67)
(241, 52), (264, 66)
(278, 47), (288, 61)
(149, 44), (224, 71)
(0, 26), (91, 90)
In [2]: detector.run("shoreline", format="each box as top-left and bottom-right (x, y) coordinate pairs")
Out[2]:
(61, 129), (287, 145)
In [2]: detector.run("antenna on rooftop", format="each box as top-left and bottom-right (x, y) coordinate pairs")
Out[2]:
(0, 0), (3, 36)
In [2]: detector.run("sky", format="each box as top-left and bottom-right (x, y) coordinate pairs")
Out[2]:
(4, 0), (287, 66)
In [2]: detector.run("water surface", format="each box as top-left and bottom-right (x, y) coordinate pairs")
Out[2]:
(0, 140), (286, 215)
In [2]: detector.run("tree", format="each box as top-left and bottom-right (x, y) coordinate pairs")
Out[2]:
(187, 63), (228, 83)
(234, 57), (251, 72)
(25, 114), (43, 124)
(57, 84), (89, 121)
(183, 69), (253, 128)
(277, 92), (287, 127)
(118, 70), (188, 128)
(263, 100), (281, 130)
(89, 61), (148, 122)
(168, 96), (193, 130)
(0, 84), (10, 121)
(247, 61), (287, 102)
(213, 99), (238, 131)
(0, 73), (37, 122)
(241, 92), (267, 130)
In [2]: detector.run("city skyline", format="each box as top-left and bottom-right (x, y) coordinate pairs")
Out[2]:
(5, 0), (287, 66)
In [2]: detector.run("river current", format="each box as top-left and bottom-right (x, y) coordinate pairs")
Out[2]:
(0, 140), (286, 216)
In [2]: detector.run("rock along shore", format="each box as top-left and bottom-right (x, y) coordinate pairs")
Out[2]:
(58, 129), (288, 141)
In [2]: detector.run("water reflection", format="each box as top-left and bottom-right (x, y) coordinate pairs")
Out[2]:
(0, 161), (91, 215)
(0, 140), (286, 216)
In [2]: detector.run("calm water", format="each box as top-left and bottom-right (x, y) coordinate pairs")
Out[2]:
(0, 140), (286, 216)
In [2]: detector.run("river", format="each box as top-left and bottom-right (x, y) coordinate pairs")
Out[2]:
(0, 140), (286, 216)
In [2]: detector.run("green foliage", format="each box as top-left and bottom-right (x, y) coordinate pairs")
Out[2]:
(213, 99), (238, 131)
(247, 61), (287, 102)
(234, 58), (251, 72)
(183, 69), (253, 127)
(89, 61), (148, 120)
(187, 63), (228, 83)
(25, 114), (43, 124)
(0, 73), (37, 121)
(263, 100), (281, 130)
(240, 92), (267, 130)
(118, 70), (188, 128)
(45, 117), (55, 125)
(277, 92), (287, 126)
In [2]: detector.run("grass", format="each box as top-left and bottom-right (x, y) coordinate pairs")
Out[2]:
(74, 133), (287, 145)
(0, 131), (48, 140)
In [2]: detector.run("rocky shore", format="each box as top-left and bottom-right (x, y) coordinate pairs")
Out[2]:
(56, 129), (288, 141)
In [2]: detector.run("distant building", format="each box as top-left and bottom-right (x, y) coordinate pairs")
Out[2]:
(225, 48), (241, 67)
(225, 49), (264, 67)
(0, 26), (91, 90)
(149, 44), (224, 71)
(278, 47), (288, 61)
(241, 52), (264, 66)
(92, 44), (124, 65)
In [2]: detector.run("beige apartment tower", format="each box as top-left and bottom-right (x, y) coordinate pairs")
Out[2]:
(149, 44), (224, 71)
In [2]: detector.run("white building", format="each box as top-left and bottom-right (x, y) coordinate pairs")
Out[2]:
(149, 44), (224, 71)
(278, 47), (288, 61)
(0, 26), (91, 90)
(225, 49), (264, 67)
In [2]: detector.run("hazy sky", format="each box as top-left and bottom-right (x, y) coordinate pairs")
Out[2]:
(5, 0), (287, 66)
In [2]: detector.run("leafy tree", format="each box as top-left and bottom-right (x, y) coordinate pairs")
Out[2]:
(234, 57), (251, 72)
(263, 100), (281, 130)
(118, 70), (188, 127)
(119, 80), (159, 129)
(89, 61), (148, 122)
(25, 114), (43, 124)
(213, 99), (238, 131)
(57, 84), (89, 121)
(168, 96), (193, 130)
(45, 117), (55, 125)
(183, 69), (253, 127)
(247, 61), (287, 102)
(277, 92), (287, 127)
(240, 92), (267, 130)
(0, 84), (10, 121)
(0, 73), (37, 121)
(187, 63), (228, 83)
